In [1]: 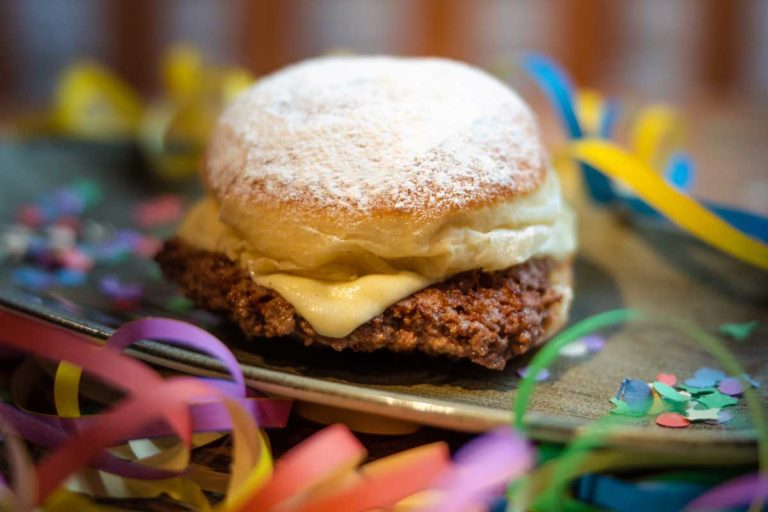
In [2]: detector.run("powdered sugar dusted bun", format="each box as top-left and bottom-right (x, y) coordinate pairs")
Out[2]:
(196, 55), (575, 278)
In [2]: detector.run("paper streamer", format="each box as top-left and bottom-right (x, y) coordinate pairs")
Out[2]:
(523, 52), (768, 247)
(418, 426), (534, 512)
(686, 472), (768, 511)
(521, 53), (615, 203)
(569, 140), (768, 270)
(0, 310), (275, 506)
(508, 309), (767, 512)
(2, 310), (537, 511)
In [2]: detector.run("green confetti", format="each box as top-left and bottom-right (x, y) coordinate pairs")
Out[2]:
(719, 320), (759, 341)
(676, 384), (717, 396)
(166, 295), (194, 313)
(72, 180), (104, 208)
(653, 381), (689, 404)
(685, 407), (722, 422)
(698, 390), (739, 409)
(609, 397), (647, 417)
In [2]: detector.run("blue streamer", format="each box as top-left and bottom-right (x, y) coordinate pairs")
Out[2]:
(522, 52), (768, 242)
(521, 53), (616, 203)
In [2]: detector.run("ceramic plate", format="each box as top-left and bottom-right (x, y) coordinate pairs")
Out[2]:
(1, 141), (766, 459)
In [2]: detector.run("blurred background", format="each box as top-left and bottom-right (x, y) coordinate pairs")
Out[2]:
(2, 0), (768, 104)
(0, 0), (766, 210)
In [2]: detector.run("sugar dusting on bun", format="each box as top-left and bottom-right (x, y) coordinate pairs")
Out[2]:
(190, 56), (574, 280)
(206, 55), (545, 216)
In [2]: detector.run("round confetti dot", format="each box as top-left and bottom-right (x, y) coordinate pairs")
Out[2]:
(656, 372), (677, 386)
(581, 335), (605, 353)
(656, 412), (691, 428)
(16, 204), (44, 228)
(516, 367), (550, 382)
(559, 341), (588, 357)
(59, 247), (94, 271)
(718, 377), (743, 396)
(56, 268), (87, 287)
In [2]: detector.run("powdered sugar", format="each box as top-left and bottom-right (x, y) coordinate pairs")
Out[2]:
(212, 55), (545, 214)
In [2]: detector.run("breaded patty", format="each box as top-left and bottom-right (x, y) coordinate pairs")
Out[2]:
(156, 238), (564, 370)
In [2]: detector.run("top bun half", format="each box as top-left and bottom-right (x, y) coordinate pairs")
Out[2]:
(197, 56), (572, 278)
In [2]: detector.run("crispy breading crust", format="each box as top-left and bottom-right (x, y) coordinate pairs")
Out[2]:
(156, 238), (566, 370)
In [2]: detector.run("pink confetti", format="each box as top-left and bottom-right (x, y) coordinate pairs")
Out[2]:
(656, 412), (691, 428)
(135, 195), (184, 229)
(58, 247), (93, 271)
(718, 377), (743, 396)
(16, 204), (44, 228)
(134, 235), (162, 258)
(656, 372), (677, 386)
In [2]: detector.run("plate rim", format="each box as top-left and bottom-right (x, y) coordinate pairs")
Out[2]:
(0, 298), (759, 460)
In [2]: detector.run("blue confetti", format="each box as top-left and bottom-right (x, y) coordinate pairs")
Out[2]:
(12, 267), (53, 290)
(684, 367), (727, 388)
(56, 268), (87, 287)
(615, 378), (652, 412)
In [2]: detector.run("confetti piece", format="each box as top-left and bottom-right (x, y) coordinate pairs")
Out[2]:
(0, 225), (32, 258)
(705, 411), (733, 425)
(12, 267), (54, 290)
(609, 398), (646, 417)
(135, 194), (184, 229)
(615, 379), (652, 413)
(684, 407), (722, 422)
(655, 412), (691, 428)
(135, 235), (162, 258)
(165, 296), (194, 313)
(717, 377), (744, 397)
(52, 188), (86, 216)
(58, 247), (93, 271)
(581, 335), (605, 353)
(676, 384), (717, 395)
(698, 391), (739, 409)
(558, 340), (588, 357)
(516, 367), (550, 382)
(647, 393), (666, 415)
(15, 204), (44, 228)
(70, 180), (103, 208)
(93, 239), (131, 265)
(55, 269), (87, 287)
(684, 367), (726, 388)
(652, 381), (689, 406)
(46, 225), (77, 252)
(99, 275), (143, 302)
(655, 372), (677, 386)
(718, 320), (759, 341)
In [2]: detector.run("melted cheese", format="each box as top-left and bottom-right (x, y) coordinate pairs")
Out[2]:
(253, 272), (433, 337)
(178, 184), (575, 339)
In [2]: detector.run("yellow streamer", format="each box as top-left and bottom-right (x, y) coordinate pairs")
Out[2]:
(52, 356), (275, 511)
(576, 90), (605, 136)
(630, 105), (683, 169)
(53, 362), (82, 418)
(220, 401), (274, 511)
(569, 139), (768, 270)
(53, 62), (142, 140)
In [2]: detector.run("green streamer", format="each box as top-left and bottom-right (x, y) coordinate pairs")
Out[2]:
(507, 309), (767, 512)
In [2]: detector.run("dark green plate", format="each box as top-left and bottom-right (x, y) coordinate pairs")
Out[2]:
(1, 141), (766, 460)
